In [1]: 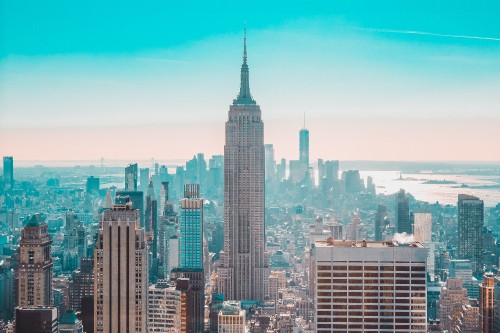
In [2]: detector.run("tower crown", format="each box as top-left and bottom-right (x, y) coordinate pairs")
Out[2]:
(233, 26), (256, 105)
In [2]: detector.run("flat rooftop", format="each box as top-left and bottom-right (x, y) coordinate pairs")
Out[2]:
(315, 239), (425, 248)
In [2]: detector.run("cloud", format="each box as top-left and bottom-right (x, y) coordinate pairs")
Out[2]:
(393, 232), (415, 244)
(357, 28), (500, 42)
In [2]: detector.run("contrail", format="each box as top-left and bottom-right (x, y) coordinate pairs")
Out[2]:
(357, 27), (500, 42)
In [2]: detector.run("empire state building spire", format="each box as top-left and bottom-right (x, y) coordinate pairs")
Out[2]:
(234, 26), (255, 105)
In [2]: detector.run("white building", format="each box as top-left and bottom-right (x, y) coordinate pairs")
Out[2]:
(313, 239), (427, 332)
(218, 301), (246, 333)
(148, 280), (181, 333)
(413, 210), (432, 243)
(94, 202), (148, 333)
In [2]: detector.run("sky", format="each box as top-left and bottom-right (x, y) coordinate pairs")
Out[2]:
(1, 1), (500, 162)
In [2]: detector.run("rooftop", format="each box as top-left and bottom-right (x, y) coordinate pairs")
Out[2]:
(315, 238), (425, 248)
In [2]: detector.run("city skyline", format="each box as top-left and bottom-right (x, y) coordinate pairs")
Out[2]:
(1, 1), (500, 161)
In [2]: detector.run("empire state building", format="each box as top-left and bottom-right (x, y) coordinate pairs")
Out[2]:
(218, 30), (269, 301)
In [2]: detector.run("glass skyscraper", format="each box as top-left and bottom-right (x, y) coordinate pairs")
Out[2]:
(179, 184), (203, 269)
(458, 194), (484, 275)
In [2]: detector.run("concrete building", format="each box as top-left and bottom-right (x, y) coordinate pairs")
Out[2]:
(413, 209), (432, 243)
(18, 214), (53, 307)
(218, 29), (269, 301)
(313, 239), (427, 332)
(458, 194), (484, 275)
(68, 258), (94, 312)
(218, 301), (246, 333)
(170, 269), (204, 333)
(479, 275), (495, 333)
(94, 202), (148, 333)
(15, 307), (58, 333)
(148, 280), (181, 333)
(437, 278), (469, 332)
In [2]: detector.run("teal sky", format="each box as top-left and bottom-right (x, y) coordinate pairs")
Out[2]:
(1, 1), (500, 161)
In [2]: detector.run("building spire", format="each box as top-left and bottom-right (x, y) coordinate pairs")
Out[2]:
(234, 24), (255, 105)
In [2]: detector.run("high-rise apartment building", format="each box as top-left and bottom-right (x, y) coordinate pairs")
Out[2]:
(313, 239), (427, 333)
(69, 258), (94, 312)
(2, 156), (14, 191)
(179, 184), (203, 269)
(396, 189), (411, 234)
(457, 194), (484, 275)
(413, 209), (432, 243)
(94, 202), (148, 333)
(218, 29), (269, 301)
(437, 278), (469, 331)
(479, 275), (495, 333)
(148, 280), (181, 333)
(125, 163), (138, 191)
(18, 215), (53, 307)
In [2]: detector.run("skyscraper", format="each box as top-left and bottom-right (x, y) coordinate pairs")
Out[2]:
(299, 126), (309, 169)
(18, 214), (53, 307)
(94, 201), (148, 333)
(479, 275), (495, 333)
(179, 184), (203, 269)
(413, 208), (432, 243)
(218, 28), (269, 301)
(396, 189), (411, 234)
(125, 163), (138, 191)
(457, 194), (484, 275)
(264, 144), (276, 181)
(3, 156), (14, 191)
(374, 204), (388, 241)
(148, 280), (181, 333)
(15, 307), (58, 333)
(312, 239), (427, 332)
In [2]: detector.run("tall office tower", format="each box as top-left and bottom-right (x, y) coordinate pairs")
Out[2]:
(18, 214), (53, 307)
(115, 190), (144, 227)
(86, 176), (100, 194)
(2, 156), (14, 191)
(63, 212), (80, 272)
(276, 158), (286, 181)
(343, 170), (363, 194)
(173, 184), (205, 333)
(146, 180), (158, 253)
(313, 239), (427, 333)
(449, 260), (474, 296)
(458, 194), (484, 275)
(219, 29), (269, 302)
(480, 275), (495, 333)
(139, 168), (150, 192)
(218, 301), (246, 333)
(179, 184), (203, 269)
(264, 144), (276, 181)
(197, 153), (207, 188)
(345, 212), (367, 241)
(413, 208), (432, 243)
(0, 263), (14, 321)
(158, 182), (179, 280)
(148, 280), (181, 333)
(94, 202), (148, 333)
(374, 205), (388, 241)
(437, 278), (469, 331)
(396, 189), (411, 234)
(125, 163), (138, 191)
(324, 160), (339, 183)
(69, 258), (94, 312)
(299, 126), (309, 169)
(15, 307), (58, 333)
(170, 271), (204, 333)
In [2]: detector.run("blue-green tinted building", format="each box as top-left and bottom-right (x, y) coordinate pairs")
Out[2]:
(179, 184), (203, 269)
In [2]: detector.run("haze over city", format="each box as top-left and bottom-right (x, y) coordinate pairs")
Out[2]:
(1, 1), (500, 161)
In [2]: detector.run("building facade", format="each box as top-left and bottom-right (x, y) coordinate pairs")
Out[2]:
(18, 215), (53, 308)
(396, 189), (411, 234)
(457, 194), (484, 275)
(148, 280), (181, 333)
(218, 29), (269, 301)
(94, 203), (148, 333)
(313, 239), (427, 332)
